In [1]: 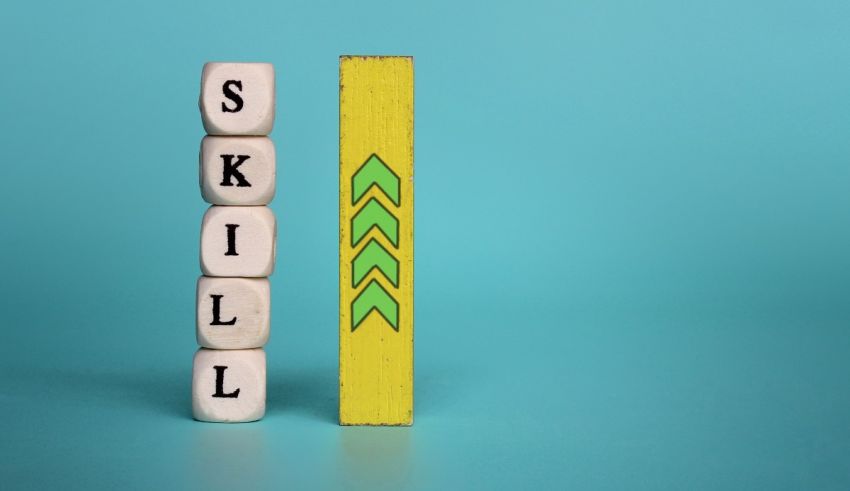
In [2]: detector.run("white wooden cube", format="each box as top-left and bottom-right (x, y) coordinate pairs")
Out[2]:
(200, 62), (275, 136)
(192, 348), (266, 423)
(196, 276), (270, 349)
(200, 136), (276, 206)
(200, 206), (276, 277)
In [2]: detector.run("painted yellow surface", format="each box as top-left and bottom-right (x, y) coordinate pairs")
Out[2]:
(339, 56), (414, 425)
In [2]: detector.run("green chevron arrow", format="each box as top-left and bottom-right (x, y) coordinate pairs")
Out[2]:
(351, 279), (398, 331)
(352, 238), (399, 288)
(352, 154), (400, 206)
(351, 198), (399, 247)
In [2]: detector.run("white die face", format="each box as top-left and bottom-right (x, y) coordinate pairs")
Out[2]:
(192, 348), (266, 423)
(200, 136), (276, 206)
(196, 276), (270, 349)
(200, 206), (276, 277)
(200, 63), (275, 136)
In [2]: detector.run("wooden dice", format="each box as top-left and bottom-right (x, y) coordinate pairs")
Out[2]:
(193, 62), (277, 423)
(192, 349), (266, 423)
(200, 63), (275, 136)
(200, 206), (276, 277)
(196, 277), (270, 350)
(200, 136), (276, 205)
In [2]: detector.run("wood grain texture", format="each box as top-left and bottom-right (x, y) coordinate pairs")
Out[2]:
(339, 56), (414, 426)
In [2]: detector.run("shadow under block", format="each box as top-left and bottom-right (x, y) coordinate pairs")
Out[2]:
(200, 62), (275, 136)
(200, 136), (276, 206)
(193, 348), (266, 423)
(339, 56), (414, 426)
(200, 205), (276, 277)
(196, 276), (270, 349)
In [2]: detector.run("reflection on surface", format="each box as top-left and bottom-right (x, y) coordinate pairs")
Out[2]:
(336, 427), (414, 488)
(190, 424), (271, 488)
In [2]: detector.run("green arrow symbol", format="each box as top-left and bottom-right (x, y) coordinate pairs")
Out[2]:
(351, 198), (399, 247)
(351, 279), (398, 331)
(352, 154), (400, 206)
(352, 238), (399, 288)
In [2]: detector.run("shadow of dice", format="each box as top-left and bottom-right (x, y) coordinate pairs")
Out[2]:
(200, 62), (275, 136)
(192, 348), (266, 423)
(200, 206), (276, 277)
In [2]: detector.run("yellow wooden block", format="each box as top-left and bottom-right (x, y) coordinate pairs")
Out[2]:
(339, 56), (414, 426)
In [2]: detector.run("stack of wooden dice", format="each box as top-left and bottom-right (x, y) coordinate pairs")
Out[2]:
(192, 62), (277, 423)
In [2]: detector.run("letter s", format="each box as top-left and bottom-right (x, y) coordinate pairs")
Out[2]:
(221, 80), (243, 113)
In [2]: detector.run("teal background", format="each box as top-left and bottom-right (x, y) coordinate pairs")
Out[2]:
(1, 0), (849, 489)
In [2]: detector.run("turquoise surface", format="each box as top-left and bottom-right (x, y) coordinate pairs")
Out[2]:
(2, 1), (850, 489)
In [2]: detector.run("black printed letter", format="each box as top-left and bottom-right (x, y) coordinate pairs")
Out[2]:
(225, 224), (239, 256)
(221, 80), (243, 113)
(212, 366), (240, 398)
(209, 294), (237, 325)
(220, 155), (252, 187)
